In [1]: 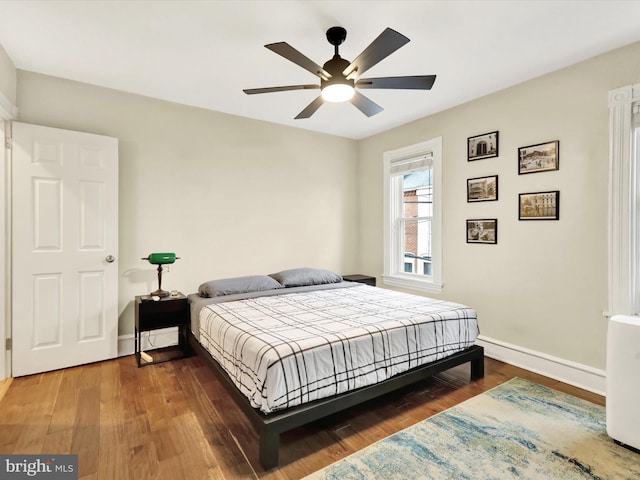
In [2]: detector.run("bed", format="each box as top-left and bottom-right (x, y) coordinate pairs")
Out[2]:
(187, 268), (484, 469)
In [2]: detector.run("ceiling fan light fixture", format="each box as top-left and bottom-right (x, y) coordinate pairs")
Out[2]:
(245, 27), (434, 118)
(321, 82), (355, 103)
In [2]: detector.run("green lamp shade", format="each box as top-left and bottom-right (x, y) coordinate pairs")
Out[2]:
(145, 252), (177, 265)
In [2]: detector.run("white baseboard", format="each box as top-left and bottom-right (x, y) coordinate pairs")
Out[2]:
(476, 335), (606, 397)
(118, 327), (179, 357)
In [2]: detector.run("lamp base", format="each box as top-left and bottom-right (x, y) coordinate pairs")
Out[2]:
(150, 288), (170, 298)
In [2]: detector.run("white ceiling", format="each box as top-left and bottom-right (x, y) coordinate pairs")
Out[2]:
(1, 1), (640, 139)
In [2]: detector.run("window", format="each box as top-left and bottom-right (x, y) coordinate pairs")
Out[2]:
(383, 137), (442, 292)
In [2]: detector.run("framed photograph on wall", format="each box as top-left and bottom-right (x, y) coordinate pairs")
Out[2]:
(466, 219), (498, 244)
(467, 131), (499, 161)
(467, 175), (498, 202)
(518, 140), (559, 174)
(519, 191), (560, 220)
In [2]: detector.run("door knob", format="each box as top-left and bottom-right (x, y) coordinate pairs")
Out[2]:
(105, 255), (116, 263)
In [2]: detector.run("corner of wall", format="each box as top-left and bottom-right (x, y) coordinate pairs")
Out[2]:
(0, 43), (17, 109)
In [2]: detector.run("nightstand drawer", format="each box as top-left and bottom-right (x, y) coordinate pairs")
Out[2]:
(137, 300), (189, 330)
(138, 298), (188, 317)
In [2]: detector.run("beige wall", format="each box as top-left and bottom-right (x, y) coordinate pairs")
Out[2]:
(13, 40), (640, 370)
(0, 44), (16, 105)
(16, 71), (359, 335)
(358, 41), (640, 370)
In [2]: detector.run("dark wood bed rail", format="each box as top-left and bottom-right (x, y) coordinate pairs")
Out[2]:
(188, 332), (484, 470)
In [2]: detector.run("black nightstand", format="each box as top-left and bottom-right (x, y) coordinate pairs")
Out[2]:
(134, 293), (191, 367)
(343, 274), (376, 287)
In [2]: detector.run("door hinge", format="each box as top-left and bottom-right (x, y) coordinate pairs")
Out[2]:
(5, 338), (11, 351)
(4, 120), (12, 149)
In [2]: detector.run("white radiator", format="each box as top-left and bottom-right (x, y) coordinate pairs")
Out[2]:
(607, 314), (640, 451)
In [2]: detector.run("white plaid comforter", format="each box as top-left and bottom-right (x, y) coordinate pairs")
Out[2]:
(199, 284), (478, 413)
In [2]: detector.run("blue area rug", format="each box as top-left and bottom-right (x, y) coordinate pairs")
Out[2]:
(304, 378), (640, 479)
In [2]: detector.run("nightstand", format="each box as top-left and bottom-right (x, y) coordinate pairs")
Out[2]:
(134, 293), (190, 367)
(343, 274), (376, 287)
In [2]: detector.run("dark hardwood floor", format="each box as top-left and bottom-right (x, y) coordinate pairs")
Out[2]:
(0, 354), (605, 479)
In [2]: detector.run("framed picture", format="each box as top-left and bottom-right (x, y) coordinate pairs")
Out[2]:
(467, 131), (499, 161)
(467, 175), (498, 202)
(518, 140), (559, 174)
(466, 219), (498, 244)
(519, 191), (560, 220)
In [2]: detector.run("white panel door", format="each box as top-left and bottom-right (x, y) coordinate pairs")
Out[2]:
(12, 122), (118, 376)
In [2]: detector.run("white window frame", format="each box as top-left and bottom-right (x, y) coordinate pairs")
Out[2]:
(383, 137), (442, 293)
(608, 83), (640, 316)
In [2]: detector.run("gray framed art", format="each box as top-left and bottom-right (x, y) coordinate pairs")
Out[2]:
(468, 131), (499, 161)
(467, 175), (498, 202)
(518, 140), (559, 174)
(466, 219), (497, 244)
(519, 191), (560, 220)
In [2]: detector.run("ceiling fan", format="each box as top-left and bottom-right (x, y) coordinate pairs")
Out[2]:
(243, 26), (436, 119)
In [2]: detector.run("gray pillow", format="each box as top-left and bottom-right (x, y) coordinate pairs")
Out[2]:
(269, 267), (342, 287)
(198, 275), (283, 298)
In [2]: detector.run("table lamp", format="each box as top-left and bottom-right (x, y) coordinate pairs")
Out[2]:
(141, 252), (179, 298)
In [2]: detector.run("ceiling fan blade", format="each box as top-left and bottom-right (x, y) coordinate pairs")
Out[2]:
(350, 91), (384, 117)
(343, 28), (410, 79)
(265, 42), (331, 80)
(295, 96), (324, 119)
(243, 84), (320, 95)
(356, 75), (436, 90)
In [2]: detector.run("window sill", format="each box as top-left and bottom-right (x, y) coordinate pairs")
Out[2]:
(382, 274), (443, 294)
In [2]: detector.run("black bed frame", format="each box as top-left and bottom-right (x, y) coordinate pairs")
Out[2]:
(188, 332), (484, 470)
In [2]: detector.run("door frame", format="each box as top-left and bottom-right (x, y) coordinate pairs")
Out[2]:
(1, 92), (18, 380)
